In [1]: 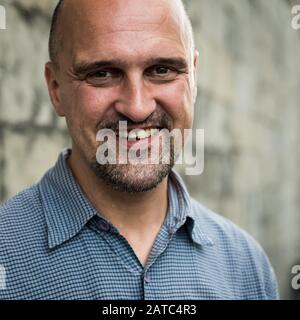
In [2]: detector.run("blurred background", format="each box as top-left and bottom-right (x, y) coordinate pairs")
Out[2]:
(0, 0), (299, 299)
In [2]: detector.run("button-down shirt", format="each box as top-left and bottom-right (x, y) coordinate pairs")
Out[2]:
(0, 148), (279, 300)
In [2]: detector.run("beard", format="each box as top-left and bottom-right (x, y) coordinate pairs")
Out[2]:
(89, 109), (180, 193)
(90, 162), (173, 193)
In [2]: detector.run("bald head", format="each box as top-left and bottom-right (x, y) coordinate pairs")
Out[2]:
(48, 0), (195, 69)
(48, 0), (64, 67)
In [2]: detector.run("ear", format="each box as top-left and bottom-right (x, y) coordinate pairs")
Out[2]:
(193, 49), (199, 102)
(193, 49), (199, 81)
(44, 62), (65, 117)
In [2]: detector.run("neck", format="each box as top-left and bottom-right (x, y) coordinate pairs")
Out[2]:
(67, 148), (169, 236)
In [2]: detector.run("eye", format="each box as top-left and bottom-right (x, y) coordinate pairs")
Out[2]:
(155, 66), (171, 74)
(92, 71), (112, 78)
(89, 70), (117, 79)
(86, 69), (122, 86)
(145, 65), (179, 81)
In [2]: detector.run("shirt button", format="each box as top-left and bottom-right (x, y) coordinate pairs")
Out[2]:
(144, 273), (151, 284)
(97, 219), (110, 232)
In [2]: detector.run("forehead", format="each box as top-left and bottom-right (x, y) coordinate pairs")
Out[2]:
(62, 0), (187, 63)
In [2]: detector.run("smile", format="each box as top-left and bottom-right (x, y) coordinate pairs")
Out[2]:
(117, 128), (161, 141)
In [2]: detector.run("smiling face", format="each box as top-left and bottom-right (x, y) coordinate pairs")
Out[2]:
(45, 0), (198, 192)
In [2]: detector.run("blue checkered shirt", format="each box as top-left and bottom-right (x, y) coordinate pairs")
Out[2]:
(0, 148), (279, 300)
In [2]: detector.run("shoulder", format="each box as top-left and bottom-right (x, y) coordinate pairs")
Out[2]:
(190, 198), (279, 299)
(191, 198), (264, 256)
(0, 184), (50, 299)
(0, 183), (43, 225)
(0, 184), (46, 252)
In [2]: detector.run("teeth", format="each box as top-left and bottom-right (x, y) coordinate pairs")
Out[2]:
(136, 130), (147, 139)
(128, 131), (137, 140)
(118, 128), (160, 140)
(145, 129), (151, 138)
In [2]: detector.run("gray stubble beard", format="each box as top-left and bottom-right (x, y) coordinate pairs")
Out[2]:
(90, 142), (176, 193)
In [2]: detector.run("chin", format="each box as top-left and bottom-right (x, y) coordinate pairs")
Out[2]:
(90, 162), (173, 193)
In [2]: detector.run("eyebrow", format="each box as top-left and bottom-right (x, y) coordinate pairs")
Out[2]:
(72, 57), (189, 75)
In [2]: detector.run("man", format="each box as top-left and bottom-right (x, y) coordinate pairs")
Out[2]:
(0, 0), (279, 300)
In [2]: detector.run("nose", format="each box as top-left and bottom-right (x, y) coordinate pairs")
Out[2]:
(114, 73), (156, 123)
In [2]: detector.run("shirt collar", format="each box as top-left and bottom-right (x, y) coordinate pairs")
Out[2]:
(39, 148), (213, 249)
(39, 148), (98, 249)
(167, 169), (214, 247)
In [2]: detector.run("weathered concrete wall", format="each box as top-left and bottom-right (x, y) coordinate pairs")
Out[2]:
(0, 0), (69, 199)
(0, 0), (299, 299)
(181, 0), (300, 299)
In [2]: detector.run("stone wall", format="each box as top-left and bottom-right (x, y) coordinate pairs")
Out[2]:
(181, 0), (300, 299)
(0, 0), (69, 200)
(0, 0), (299, 299)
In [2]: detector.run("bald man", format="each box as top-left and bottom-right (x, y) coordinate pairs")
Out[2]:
(0, 0), (279, 300)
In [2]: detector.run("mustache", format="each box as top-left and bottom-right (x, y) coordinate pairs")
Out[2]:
(97, 111), (173, 132)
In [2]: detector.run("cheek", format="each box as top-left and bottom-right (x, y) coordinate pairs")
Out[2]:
(64, 83), (115, 125)
(156, 80), (194, 129)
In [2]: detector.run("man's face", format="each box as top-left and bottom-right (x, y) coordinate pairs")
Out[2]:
(46, 0), (198, 192)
